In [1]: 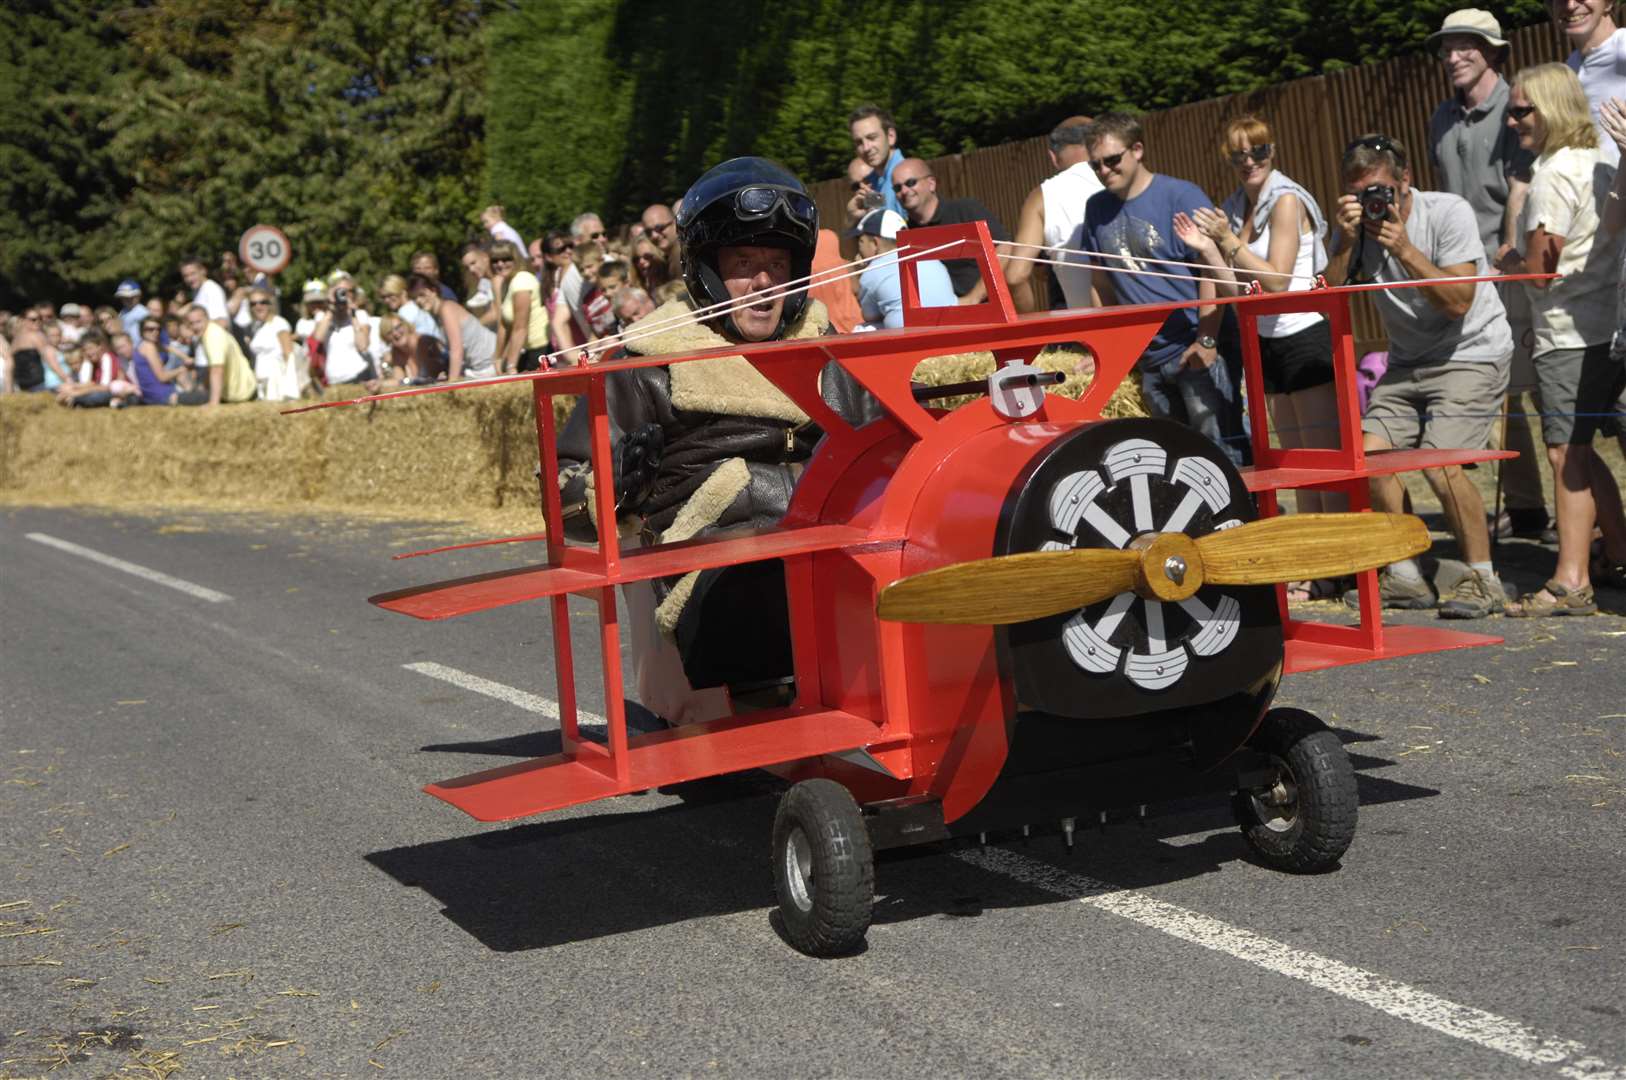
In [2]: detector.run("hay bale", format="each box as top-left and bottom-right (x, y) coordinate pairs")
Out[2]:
(0, 344), (1147, 525)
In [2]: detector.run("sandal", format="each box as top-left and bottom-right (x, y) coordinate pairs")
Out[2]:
(1506, 579), (1597, 618)
(1591, 554), (1626, 591)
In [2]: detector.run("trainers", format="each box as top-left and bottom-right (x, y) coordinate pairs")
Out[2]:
(1438, 569), (1505, 619)
(1343, 569), (1436, 611)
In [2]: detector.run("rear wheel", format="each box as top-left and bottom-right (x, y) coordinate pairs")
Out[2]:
(1233, 708), (1356, 873)
(771, 779), (874, 956)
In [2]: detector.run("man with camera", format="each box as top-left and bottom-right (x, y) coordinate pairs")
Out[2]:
(846, 104), (905, 222)
(1325, 134), (1513, 618)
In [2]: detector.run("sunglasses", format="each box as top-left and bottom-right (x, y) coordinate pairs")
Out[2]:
(250, 299), (271, 306)
(892, 176), (925, 194)
(141, 325), (159, 332)
(491, 256), (515, 264)
(586, 230), (606, 241)
(1346, 134), (1397, 154)
(1505, 104), (1537, 121)
(1088, 151), (1127, 172)
(545, 244), (573, 255)
(646, 220), (673, 234)
(1228, 144), (1273, 166)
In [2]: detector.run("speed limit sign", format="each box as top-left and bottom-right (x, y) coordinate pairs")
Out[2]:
(239, 224), (292, 275)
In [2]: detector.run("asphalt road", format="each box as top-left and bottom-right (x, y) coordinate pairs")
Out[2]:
(2, 504), (1623, 1079)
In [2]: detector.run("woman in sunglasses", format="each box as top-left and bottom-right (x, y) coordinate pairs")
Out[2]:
(130, 318), (186, 404)
(1174, 115), (1343, 597)
(244, 289), (298, 400)
(534, 230), (580, 353)
(1178, 116), (1338, 474)
(490, 240), (551, 373)
(1496, 64), (1626, 615)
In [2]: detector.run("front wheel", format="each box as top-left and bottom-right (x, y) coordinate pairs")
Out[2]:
(1233, 708), (1357, 873)
(771, 779), (874, 956)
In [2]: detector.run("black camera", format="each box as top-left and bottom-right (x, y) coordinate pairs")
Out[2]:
(1360, 183), (1396, 223)
(861, 189), (885, 211)
(334, 287), (351, 305)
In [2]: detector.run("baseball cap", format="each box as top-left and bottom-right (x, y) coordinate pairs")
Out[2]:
(60, 302), (83, 317)
(1426, 9), (1507, 50)
(114, 279), (142, 298)
(301, 278), (328, 301)
(844, 208), (907, 240)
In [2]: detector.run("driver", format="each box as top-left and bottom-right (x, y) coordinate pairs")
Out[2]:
(555, 157), (879, 726)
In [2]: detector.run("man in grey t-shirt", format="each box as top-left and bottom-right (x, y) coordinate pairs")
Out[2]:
(1325, 133), (1511, 619)
(1425, 7), (1546, 538)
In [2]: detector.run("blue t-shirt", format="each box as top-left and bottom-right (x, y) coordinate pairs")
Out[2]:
(857, 249), (958, 329)
(867, 148), (906, 217)
(1083, 173), (1215, 371)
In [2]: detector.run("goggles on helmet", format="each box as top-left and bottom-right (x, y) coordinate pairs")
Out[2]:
(730, 186), (818, 228)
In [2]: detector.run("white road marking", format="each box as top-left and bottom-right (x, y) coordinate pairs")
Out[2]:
(26, 532), (232, 604)
(956, 846), (1626, 1080)
(391, 666), (1626, 1079)
(403, 661), (607, 728)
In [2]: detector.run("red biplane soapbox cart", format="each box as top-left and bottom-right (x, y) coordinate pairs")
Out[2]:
(310, 223), (1517, 956)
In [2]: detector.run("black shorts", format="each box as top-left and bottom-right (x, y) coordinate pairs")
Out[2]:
(1259, 319), (1334, 395)
(517, 347), (549, 373)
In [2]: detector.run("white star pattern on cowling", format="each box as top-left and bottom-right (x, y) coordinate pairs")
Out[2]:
(1047, 439), (1243, 690)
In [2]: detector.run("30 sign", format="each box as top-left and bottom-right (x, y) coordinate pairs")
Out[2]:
(239, 225), (292, 275)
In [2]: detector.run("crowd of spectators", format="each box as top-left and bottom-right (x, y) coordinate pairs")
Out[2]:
(0, 207), (693, 408)
(2, 4), (1622, 616)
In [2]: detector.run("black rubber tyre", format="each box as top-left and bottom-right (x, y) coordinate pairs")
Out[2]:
(1233, 708), (1357, 873)
(771, 779), (874, 956)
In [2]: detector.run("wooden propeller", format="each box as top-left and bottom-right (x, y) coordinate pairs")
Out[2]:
(875, 512), (1429, 625)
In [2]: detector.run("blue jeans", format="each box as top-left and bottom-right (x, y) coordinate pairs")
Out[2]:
(1140, 356), (1249, 467)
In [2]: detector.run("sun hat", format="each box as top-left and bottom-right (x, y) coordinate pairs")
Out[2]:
(1426, 9), (1508, 50)
(114, 279), (142, 298)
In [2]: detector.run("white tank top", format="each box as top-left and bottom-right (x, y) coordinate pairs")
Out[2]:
(1245, 209), (1323, 339)
(1041, 161), (1103, 308)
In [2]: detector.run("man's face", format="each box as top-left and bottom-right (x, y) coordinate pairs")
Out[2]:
(642, 205), (676, 252)
(718, 244), (792, 342)
(528, 239), (545, 273)
(891, 161), (934, 217)
(179, 263), (204, 289)
(1438, 35), (1491, 91)
(114, 337), (133, 360)
(461, 250), (487, 279)
(574, 216), (606, 245)
(412, 254), (439, 280)
(1087, 134), (1143, 197)
(185, 310), (209, 337)
(1550, 0), (1611, 41)
(851, 116), (895, 170)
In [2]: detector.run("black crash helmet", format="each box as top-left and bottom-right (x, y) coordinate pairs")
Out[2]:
(677, 156), (819, 340)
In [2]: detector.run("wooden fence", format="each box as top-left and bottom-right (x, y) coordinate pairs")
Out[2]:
(808, 19), (1572, 346)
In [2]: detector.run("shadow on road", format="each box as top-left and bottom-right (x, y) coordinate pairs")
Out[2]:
(366, 725), (1438, 952)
